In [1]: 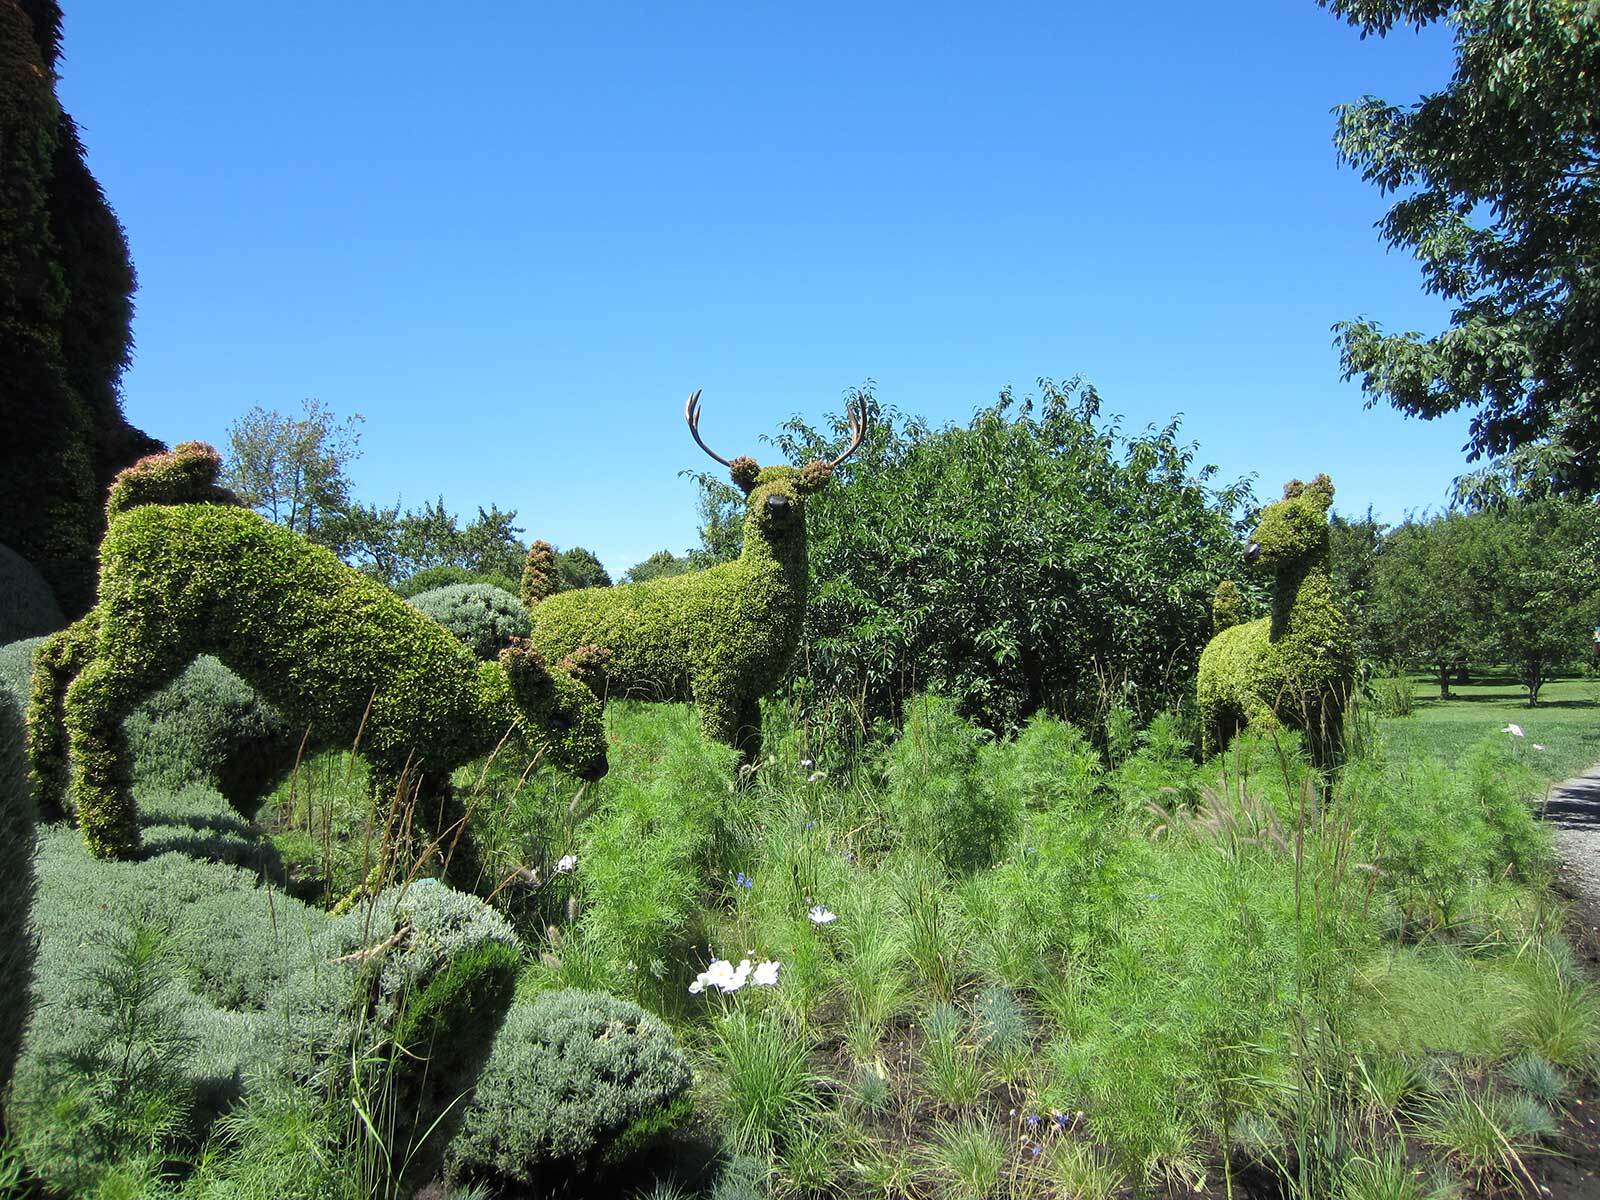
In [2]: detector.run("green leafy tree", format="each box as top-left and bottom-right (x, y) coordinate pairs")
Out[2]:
(1323, 0), (1600, 493)
(623, 550), (693, 584)
(555, 546), (612, 591)
(1328, 509), (1389, 664)
(221, 400), (363, 547)
(329, 496), (525, 589)
(1480, 499), (1600, 705)
(697, 381), (1249, 736)
(1371, 511), (1491, 698)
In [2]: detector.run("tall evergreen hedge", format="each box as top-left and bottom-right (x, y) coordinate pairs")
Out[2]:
(0, 0), (159, 617)
(0, 636), (39, 1115)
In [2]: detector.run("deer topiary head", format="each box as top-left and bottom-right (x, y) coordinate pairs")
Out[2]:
(497, 639), (609, 780)
(1244, 474), (1335, 575)
(684, 390), (869, 553)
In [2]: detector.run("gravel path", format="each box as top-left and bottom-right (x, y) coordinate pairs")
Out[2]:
(1546, 766), (1600, 961)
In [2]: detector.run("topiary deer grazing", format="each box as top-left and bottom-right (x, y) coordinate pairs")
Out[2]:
(523, 391), (868, 761)
(28, 443), (608, 877)
(1196, 474), (1354, 765)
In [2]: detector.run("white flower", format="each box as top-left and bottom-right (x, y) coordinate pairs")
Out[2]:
(807, 770), (827, 783)
(752, 960), (781, 987)
(799, 758), (815, 770)
(689, 958), (750, 995)
(553, 853), (578, 875)
(1532, 743), (1546, 751)
(1502, 723), (1525, 737)
(807, 905), (838, 925)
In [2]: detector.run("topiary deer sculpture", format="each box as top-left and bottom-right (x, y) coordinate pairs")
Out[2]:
(1196, 474), (1354, 765)
(523, 391), (868, 761)
(28, 443), (608, 875)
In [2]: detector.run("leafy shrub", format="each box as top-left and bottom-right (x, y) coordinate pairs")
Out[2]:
(394, 564), (520, 599)
(878, 694), (1015, 873)
(0, 637), (38, 1102)
(267, 880), (520, 1185)
(124, 655), (296, 818)
(406, 583), (530, 661)
(0, 545), (63, 642)
(984, 711), (1102, 816)
(447, 989), (693, 1188)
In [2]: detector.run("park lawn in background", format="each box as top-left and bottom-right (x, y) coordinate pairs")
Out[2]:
(1379, 670), (1600, 788)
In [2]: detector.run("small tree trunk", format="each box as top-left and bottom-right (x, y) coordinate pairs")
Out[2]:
(1436, 662), (1451, 701)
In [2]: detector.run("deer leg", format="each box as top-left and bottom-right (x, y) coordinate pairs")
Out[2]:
(693, 675), (763, 769)
(420, 772), (486, 894)
(62, 641), (186, 859)
(26, 610), (100, 820)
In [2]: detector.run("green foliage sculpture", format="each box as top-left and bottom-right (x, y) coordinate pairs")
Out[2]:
(525, 391), (867, 760)
(1196, 475), (1355, 764)
(26, 443), (608, 871)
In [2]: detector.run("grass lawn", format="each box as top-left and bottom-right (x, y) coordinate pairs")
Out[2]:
(1378, 668), (1600, 788)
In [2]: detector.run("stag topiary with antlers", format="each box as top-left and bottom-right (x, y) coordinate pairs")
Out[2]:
(522, 391), (868, 761)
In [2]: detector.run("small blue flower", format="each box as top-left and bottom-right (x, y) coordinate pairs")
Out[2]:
(1030, 1143), (1043, 1158)
(1025, 1114), (1041, 1129)
(735, 872), (753, 890)
(804, 820), (817, 830)
(1054, 1112), (1069, 1130)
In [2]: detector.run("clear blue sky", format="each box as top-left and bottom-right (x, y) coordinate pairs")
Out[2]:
(57, 1), (1470, 577)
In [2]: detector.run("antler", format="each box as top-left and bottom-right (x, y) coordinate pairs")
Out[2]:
(825, 394), (870, 468)
(684, 389), (737, 468)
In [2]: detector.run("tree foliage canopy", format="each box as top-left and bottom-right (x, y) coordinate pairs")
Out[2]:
(698, 381), (1251, 736)
(1324, 0), (1600, 493)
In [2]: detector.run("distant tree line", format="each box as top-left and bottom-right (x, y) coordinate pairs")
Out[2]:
(221, 401), (613, 596)
(1328, 500), (1599, 706)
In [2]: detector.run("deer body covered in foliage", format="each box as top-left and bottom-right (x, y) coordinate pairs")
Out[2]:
(1196, 474), (1354, 765)
(28, 443), (608, 869)
(523, 393), (867, 760)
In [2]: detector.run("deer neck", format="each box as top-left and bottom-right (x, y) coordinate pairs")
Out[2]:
(1269, 556), (1330, 642)
(739, 511), (810, 600)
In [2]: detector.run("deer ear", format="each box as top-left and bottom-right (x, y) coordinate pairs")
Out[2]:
(796, 460), (833, 494)
(500, 637), (553, 699)
(1305, 473), (1335, 510)
(1282, 479), (1305, 500)
(728, 456), (760, 493)
(556, 644), (611, 700)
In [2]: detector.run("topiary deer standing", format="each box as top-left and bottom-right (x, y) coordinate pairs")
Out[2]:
(28, 443), (608, 877)
(1196, 474), (1354, 765)
(523, 391), (868, 761)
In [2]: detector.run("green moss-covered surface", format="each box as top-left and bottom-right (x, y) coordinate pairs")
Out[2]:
(1196, 475), (1354, 764)
(27, 446), (607, 866)
(528, 464), (829, 760)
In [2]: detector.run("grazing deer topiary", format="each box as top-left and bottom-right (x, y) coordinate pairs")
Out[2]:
(27, 443), (608, 872)
(1196, 474), (1354, 765)
(524, 392), (868, 761)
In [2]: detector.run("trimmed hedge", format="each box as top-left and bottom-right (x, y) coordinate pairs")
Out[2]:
(407, 583), (530, 661)
(396, 565), (520, 599)
(125, 656), (295, 819)
(447, 988), (694, 1189)
(0, 545), (63, 643)
(1196, 475), (1355, 764)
